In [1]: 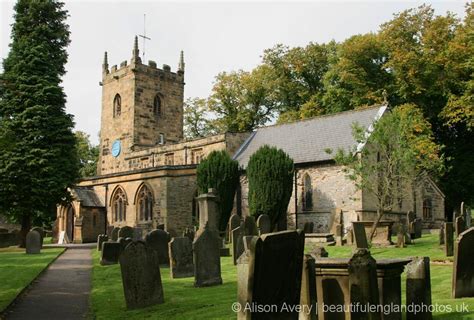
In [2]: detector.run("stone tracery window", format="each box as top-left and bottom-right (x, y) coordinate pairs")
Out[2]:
(137, 184), (153, 222)
(303, 174), (313, 211)
(112, 187), (127, 222)
(113, 94), (121, 118)
(154, 95), (162, 116)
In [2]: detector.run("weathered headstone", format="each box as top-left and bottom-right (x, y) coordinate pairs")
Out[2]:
(352, 222), (369, 249)
(232, 226), (244, 265)
(344, 226), (354, 245)
(452, 227), (474, 298)
(239, 230), (305, 320)
(256, 214), (271, 235)
(31, 227), (44, 247)
(229, 214), (241, 241)
(100, 241), (121, 265)
(169, 237), (194, 278)
(335, 223), (344, 246)
(183, 227), (195, 243)
(197, 188), (219, 231)
(119, 237), (133, 252)
(26, 230), (41, 254)
(439, 223), (445, 245)
(243, 216), (258, 237)
(119, 241), (164, 309)
(118, 226), (134, 239)
(309, 246), (328, 258)
(193, 224), (222, 287)
(97, 234), (108, 251)
(407, 211), (415, 238)
(414, 219), (423, 239)
(303, 222), (314, 234)
(133, 227), (144, 241)
(348, 248), (381, 320)
(396, 224), (406, 248)
(111, 227), (120, 241)
(145, 229), (170, 265)
(300, 254), (317, 320)
(406, 257), (432, 320)
(455, 216), (466, 238)
(445, 222), (454, 257)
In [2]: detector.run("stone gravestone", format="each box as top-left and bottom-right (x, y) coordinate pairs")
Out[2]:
(256, 214), (271, 235)
(232, 225), (244, 265)
(406, 257), (432, 320)
(97, 234), (108, 251)
(303, 222), (314, 234)
(445, 222), (454, 257)
(407, 211), (416, 238)
(119, 241), (164, 309)
(414, 219), (423, 239)
(169, 237), (194, 278)
(111, 227), (120, 241)
(193, 224), (222, 287)
(26, 230), (41, 254)
(228, 214), (241, 242)
(183, 227), (195, 243)
(300, 254), (317, 320)
(239, 230), (305, 320)
(243, 216), (258, 237)
(133, 227), (144, 241)
(455, 216), (466, 238)
(352, 222), (369, 249)
(100, 242), (121, 265)
(145, 229), (170, 266)
(118, 237), (133, 252)
(452, 227), (474, 298)
(31, 227), (44, 247)
(197, 188), (220, 231)
(396, 224), (406, 248)
(439, 223), (445, 245)
(348, 248), (381, 320)
(119, 226), (134, 239)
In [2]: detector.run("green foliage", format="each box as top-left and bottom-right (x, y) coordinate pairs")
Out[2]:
(0, 0), (79, 239)
(75, 131), (99, 178)
(246, 145), (294, 228)
(196, 151), (240, 231)
(183, 98), (218, 139)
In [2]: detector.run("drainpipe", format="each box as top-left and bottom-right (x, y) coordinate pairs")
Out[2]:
(294, 169), (298, 230)
(104, 184), (108, 234)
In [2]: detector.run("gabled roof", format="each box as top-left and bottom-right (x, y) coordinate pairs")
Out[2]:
(71, 187), (104, 208)
(233, 105), (387, 168)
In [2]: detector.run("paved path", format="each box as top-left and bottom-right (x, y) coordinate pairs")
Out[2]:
(6, 248), (92, 320)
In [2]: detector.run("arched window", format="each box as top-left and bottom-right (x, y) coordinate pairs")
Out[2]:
(113, 94), (121, 118)
(153, 95), (162, 116)
(136, 184), (153, 222)
(423, 199), (432, 219)
(112, 187), (127, 222)
(303, 174), (313, 211)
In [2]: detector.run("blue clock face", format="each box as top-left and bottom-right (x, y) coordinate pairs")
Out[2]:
(111, 140), (121, 157)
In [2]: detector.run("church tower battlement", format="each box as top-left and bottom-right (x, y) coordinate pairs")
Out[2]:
(98, 36), (185, 175)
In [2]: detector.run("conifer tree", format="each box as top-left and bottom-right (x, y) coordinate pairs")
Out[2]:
(196, 150), (240, 231)
(0, 0), (79, 246)
(246, 145), (294, 229)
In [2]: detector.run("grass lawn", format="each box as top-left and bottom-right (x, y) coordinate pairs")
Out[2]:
(0, 247), (64, 312)
(91, 234), (474, 319)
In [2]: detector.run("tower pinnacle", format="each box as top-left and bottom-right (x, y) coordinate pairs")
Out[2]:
(178, 50), (185, 73)
(132, 36), (141, 63)
(102, 51), (109, 73)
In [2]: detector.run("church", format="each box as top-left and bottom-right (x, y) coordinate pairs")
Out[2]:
(55, 37), (445, 243)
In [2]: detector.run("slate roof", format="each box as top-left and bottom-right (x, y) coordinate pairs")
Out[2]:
(71, 187), (105, 208)
(233, 105), (387, 168)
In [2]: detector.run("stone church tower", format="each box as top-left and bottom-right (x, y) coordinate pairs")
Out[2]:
(98, 36), (185, 175)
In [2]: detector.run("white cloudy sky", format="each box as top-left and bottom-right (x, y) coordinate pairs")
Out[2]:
(0, 0), (467, 144)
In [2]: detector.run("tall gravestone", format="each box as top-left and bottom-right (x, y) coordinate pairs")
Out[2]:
(26, 230), (41, 254)
(239, 230), (305, 320)
(119, 241), (164, 309)
(407, 211), (415, 238)
(439, 223), (445, 245)
(97, 234), (108, 251)
(100, 241), (121, 265)
(118, 226), (134, 239)
(111, 227), (120, 241)
(455, 216), (466, 238)
(352, 222), (369, 249)
(193, 224), (222, 287)
(256, 214), (271, 235)
(348, 249), (381, 320)
(229, 214), (241, 242)
(145, 229), (170, 266)
(169, 237), (194, 278)
(232, 225), (244, 265)
(300, 254), (317, 320)
(445, 222), (454, 257)
(452, 227), (474, 298)
(406, 257), (432, 320)
(243, 216), (258, 237)
(396, 224), (406, 248)
(197, 188), (220, 231)
(414, 219), (423, 239)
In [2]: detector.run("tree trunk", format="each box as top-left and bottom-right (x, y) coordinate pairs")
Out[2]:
(18, 214), (31, 248)
(368, 209), (384, 242)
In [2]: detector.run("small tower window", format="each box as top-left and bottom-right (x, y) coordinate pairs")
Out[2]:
(113, 94), (121, 118)
(154, 95), (162, 116)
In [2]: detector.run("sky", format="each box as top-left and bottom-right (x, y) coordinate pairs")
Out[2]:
(0, 0), (468, 144)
